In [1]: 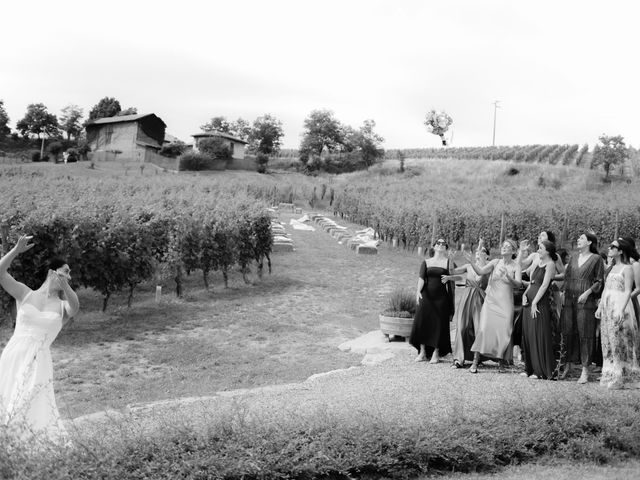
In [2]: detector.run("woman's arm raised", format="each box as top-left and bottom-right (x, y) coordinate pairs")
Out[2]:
(58, 273), (79, 318)
(0, 235), (34, 302)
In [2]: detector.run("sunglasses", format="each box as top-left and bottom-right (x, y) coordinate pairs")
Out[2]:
(435, 240), (447, 245)
(609, 244), (619, 250)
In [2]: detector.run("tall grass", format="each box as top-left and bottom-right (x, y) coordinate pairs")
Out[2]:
(2, 393), (639, 479)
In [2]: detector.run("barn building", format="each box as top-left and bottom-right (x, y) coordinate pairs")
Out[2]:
(85, 113), (167, 162)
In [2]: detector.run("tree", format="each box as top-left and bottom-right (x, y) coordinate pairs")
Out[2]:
(16, 103), (59, 138)
(591, 134), (629, 178)
(299, 109), (344, 163)
(0, 100), (10, 138)
(249, 114), (284, 156)
(59, 104), (84, 140)
(118, 107), (138, 116)
(201, 116), (251, 140)
(201, 116), (231, 133)
(230, 117), (251, 141)
(88, 97), (121, 121)
(351, 119), (385, 167)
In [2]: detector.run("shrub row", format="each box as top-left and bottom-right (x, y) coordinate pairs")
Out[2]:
(3, 204), (272, 312)
(1, 394), (639, 479)
(332, 172), (640, 250)
(0, 172), (275, 313)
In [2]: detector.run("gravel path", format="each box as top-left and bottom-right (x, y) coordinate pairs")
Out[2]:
(68, 332), (638, 439)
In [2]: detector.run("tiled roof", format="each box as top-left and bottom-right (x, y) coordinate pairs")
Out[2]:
(191, 130), (248, 144)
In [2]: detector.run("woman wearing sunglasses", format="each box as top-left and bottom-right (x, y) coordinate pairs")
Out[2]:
(595, 238), (640, 389)
(410, 238), (456, 364)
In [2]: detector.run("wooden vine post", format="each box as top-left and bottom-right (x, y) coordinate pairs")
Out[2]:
(430, 210), (438, 247)
(613, 210), (619, 240)
(0, 223), (9, 255)
(499, 212), (505, 244)
(0, 222), (16, 326)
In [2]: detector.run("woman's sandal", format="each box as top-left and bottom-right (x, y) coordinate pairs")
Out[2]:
(469, 364), (478, 374)
(451, 360), (463, 369)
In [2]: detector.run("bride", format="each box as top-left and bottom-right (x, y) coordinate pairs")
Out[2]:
(0, 235), (79, 443)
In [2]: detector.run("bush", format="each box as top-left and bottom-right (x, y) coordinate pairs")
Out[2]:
(47, 141), (64, 162)
(306, 151), (369, 174)
(255, 153), (269, 173)
(30, 150), (49, 162)
(2, 395), (640, 479)
(65, 148), (79, 163)
(77, 142), (90, 160)
(382, 287), (416, 317)
(198, 137), (232, 162)
(159, 142), (187, 158)
(177, 151), (216, 171)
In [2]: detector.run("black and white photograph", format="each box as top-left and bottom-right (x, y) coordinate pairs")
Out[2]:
(1, 1), (640, 478)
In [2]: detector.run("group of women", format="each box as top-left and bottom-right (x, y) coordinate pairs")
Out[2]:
(409, 231), (640, 389)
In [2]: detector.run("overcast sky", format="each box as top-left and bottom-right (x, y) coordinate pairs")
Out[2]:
(2, 0), (639, 149)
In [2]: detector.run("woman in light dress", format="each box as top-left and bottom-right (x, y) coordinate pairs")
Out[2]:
(0, 235), (79, 444)
(441, 240), (489, 368)
(596, 238), (640, 389)
(466, 239), (522, 373)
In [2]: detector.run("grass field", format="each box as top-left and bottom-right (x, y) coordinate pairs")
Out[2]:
(1, 160), (640, 479)
(0, 208), (421, 418)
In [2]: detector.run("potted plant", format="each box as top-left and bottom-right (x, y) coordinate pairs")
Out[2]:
(379, 288), (416, 342)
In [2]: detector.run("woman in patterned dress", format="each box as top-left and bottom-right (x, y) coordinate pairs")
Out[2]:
(596, 238), (640, 389)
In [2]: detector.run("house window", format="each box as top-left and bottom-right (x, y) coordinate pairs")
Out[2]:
(229, 142), (234, 156)
(105, 125), (114, 145)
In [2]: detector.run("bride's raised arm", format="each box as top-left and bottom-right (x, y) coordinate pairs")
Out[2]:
(0, 235), (34, 303)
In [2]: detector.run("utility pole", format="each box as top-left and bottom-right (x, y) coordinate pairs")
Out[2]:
(492, 100), (500, 147)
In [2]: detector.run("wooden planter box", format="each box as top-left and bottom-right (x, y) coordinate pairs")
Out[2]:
(379, 314), (413, 341)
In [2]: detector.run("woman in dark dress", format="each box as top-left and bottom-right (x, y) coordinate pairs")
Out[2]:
(511, 270), (529, 365)
(521, 240), (557, 379)
(558, 233), (605, 384)
(441, 241), (489, 368)
(410, 238), (456, 364)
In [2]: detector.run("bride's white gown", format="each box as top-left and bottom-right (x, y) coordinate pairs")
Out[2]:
(0, 291), (68, 443)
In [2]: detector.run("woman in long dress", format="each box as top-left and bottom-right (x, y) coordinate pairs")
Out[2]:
(618, 236), (640, 329)
(441, 241), (489, 368)
(558, 233), (604, 383)
(410, 238), (456, 364)
(520, 240), (557, 379)
(0, 235), (79, 444)
(466, 239), (522, 373)
(596, 238), (640, 389)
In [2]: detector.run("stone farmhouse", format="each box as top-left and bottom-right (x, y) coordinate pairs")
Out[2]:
(85, 113), (166, 162)
(191, 131), (248, 160)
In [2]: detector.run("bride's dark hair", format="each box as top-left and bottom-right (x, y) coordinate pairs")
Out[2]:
(38, 257), (68, 284)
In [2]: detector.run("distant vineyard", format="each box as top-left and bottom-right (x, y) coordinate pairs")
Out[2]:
(331, 168), (640, 252)
(385, 144), (596, 167)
